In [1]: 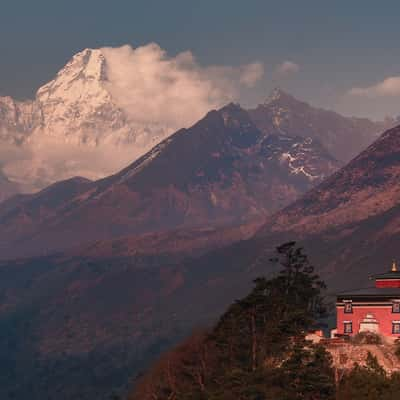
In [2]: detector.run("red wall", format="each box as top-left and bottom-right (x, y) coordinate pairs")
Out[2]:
(336, 305), (400, 337)
(376, 280), (400, 288)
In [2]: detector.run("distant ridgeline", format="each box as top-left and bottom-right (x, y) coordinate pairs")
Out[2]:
(128, 243), (400, 400)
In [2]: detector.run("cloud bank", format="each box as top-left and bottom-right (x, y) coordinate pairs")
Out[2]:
(348, 76), (400, 97)
(1, 138), (137, 192)
(101, 43), (264, 131)
(1, 43), (265, 192)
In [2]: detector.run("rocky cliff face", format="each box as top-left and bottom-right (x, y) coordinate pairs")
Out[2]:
(261, 125), (400, 236)
(327, 342), (400, 375)
(0, 97), (39, 144)
(248, 88), (391, 163)
(252, 125), (400, 288)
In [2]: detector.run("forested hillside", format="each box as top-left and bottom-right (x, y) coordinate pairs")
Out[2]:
(129, 243), (400, 400)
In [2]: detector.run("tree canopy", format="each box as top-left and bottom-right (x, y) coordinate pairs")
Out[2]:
(130, 242), (337, 400)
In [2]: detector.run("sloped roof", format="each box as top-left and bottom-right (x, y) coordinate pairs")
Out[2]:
(337, 287), (400, 300)
(338, 287), (400, 295)
(373, 271), (400, 280)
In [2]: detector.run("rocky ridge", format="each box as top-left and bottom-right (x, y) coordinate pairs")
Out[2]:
(0, 103), (339, 259)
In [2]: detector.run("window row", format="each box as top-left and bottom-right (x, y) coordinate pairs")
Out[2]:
(343, 321), (400, 334)
(343, 302), (400, 314)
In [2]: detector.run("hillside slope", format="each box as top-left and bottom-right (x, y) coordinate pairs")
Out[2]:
(0, 104), (338, 260)
(0, 126), (399, 399)
(254, 125), (400, 287)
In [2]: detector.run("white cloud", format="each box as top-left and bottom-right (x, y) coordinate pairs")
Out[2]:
(239, 63), (265, 87)
(348, 76), (400, 98)
(276, 61), (300, 75)
(1, 138), (137, 192)
(1, 44), (265, 192)
(101, 44), (264, 131)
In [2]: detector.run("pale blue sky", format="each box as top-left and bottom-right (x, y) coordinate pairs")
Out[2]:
(1, 0), (400, 118)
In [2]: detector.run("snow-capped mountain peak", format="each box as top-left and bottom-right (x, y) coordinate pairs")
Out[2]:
(36, 49), (110, 108)
(0, 47), (391, 195)
(32, 48), (120, 145)
(248, 88), (392, 163)
(0, 47), (173, 190)
(37, 48), (108, 102)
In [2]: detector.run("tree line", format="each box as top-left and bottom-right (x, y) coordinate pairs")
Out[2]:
(128, 242), (400, 400)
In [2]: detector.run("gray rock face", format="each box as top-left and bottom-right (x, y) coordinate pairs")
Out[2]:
(248, 88), (392, 163)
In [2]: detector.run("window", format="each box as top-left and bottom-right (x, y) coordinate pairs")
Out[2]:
(344, 322), (353, 334)
(393, 302), (400, 313)
(344, 301), (353, 314)
(392, 322), (400, 334)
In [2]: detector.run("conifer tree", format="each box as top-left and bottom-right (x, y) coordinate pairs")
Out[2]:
(131, 242), (334, 400)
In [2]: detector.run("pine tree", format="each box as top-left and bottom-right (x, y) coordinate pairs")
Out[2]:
(131, 242), (333, 400)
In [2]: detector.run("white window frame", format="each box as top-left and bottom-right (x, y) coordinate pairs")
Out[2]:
(392, 321), (400, 334)
(344, 320), (353, 334)
(343, 300), (353, 314)
(392, 301), (400, 314)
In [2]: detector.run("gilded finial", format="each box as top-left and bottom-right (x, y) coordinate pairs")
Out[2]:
(392, 260), (398, 272)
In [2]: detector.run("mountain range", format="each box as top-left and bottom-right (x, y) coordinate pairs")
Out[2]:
(0, 102), (340, 260)
(0, 46), (393, 196)
(0, 48), (173, 192)
(248, 88), (392, 163)
(0, 122), (399, 399)
(255, 124), (400, 288)
(0, 46), (398, 400)
(0, 49), (167, 147)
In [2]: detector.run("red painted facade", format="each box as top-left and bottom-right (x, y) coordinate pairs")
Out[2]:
(336, 305), (400, 337)
(335, 264), (400, 338)
(376, 279), (400, 288)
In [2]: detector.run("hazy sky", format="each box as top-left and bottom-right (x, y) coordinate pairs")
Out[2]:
(2, 0), (400, 119)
